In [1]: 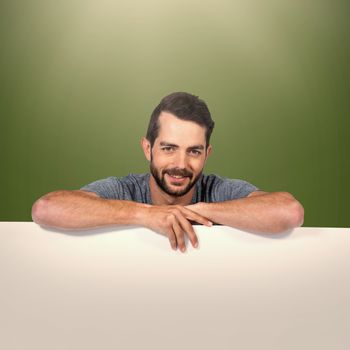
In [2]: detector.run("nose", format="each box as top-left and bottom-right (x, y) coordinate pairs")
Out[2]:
(174, 151), (188, 169)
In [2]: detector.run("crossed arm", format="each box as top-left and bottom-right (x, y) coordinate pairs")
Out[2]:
(187, 190), (304, 234)
(32, 190), (304, 252)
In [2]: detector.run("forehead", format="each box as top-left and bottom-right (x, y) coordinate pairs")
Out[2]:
(156, 112), (206, 146)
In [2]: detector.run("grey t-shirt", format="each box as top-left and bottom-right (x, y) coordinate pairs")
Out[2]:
(80, 173), (259, 204)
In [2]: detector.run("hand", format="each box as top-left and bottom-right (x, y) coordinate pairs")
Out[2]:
(143, 205), (212, 252)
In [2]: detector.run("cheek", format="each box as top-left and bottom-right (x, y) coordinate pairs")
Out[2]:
(191, 156), (206, 168)
(151, 153), (168, 168)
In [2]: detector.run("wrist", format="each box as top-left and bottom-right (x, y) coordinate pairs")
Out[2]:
(131, 203), (153, 227)
(186, 202), (205, 212)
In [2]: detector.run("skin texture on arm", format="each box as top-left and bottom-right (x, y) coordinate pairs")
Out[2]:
(31, 190), (211, 251)
(185, 191), (304, 234)
(31, 190), (151, 230)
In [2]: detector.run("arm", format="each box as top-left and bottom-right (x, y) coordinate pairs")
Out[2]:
(185, 191), (304, 234)
(31, 190), (150, 230)
(31, 190), (211, 251)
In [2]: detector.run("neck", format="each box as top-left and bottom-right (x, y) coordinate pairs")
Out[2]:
(149, 174), (195, 206)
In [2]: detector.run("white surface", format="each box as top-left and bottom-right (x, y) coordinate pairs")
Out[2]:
(0, 222), (350, 350)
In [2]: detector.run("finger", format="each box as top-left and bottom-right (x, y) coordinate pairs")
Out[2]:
(168, 229), (177, 251)
(179, 207), (212, 226)
(172, 219), (186, 253)
(175, 212), (198, 248)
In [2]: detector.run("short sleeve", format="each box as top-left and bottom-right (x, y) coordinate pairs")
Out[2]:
(80, 177), (124, 199)
(212, 178), (259, 202)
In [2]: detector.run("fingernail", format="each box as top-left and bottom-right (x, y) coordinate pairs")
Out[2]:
(181, 247), (186, 252)
(208, 221), (213, 226)
(194, 242), (198, 248)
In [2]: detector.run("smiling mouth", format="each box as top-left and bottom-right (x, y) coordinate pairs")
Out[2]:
(169, 174), (186, 179)
(165, 173), (190, 183)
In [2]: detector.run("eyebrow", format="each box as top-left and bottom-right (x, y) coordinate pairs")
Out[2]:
(187, 145), (205, 151)
(159, 142), (179, 148)
(159, 142), (205, 150)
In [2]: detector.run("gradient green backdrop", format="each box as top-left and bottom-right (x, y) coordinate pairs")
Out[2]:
(1, 0), (349, 227)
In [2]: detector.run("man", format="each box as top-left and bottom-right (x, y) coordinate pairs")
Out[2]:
(32, 92), (304, 252)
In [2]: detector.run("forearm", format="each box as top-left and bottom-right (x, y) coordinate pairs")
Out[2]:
(31, 190), (151, 230)
(186, 192), (304, 234)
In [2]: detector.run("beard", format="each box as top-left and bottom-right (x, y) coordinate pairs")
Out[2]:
(150, 156), (202, 197)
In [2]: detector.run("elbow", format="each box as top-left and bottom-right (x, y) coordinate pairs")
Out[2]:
(31, 197), (48, 225)
(289, 200), (304, 228)
(31, 191), (64, 226)
(279, 192), (304, 229)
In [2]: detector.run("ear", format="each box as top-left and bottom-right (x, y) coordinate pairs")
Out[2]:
(141, 137), (151, 162)
(205, 144), (212, 160)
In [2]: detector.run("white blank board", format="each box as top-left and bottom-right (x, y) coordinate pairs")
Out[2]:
(1, 222), (350, 350)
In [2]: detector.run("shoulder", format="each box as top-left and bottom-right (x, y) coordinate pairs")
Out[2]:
(200, 173), (260, 201)
(118, 173), (150, 187)
(79, 173), (149, 199)
(80, 176), (121, 188)
(201, 173), (254, 188)
(85, 173), (148, 185)
(79, 176), (124, 197)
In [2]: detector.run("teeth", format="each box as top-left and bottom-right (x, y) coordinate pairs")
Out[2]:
(170, 175), (184, 179)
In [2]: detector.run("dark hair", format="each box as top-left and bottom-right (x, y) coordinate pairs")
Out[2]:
(146, 92), (215, 148)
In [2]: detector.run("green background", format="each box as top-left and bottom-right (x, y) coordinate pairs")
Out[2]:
(1, 0), (349, 226)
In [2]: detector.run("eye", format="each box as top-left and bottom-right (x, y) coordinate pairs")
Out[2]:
(161, 146), (175, 152)
(189, 149), (201, 156)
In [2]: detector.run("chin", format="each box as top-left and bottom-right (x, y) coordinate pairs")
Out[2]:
(166, 185), (192, 197)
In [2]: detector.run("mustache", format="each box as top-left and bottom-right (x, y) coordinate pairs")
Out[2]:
(163, 168), (193, 177)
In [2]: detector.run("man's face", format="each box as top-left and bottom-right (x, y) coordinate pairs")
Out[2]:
(145, 112), (212, 197)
